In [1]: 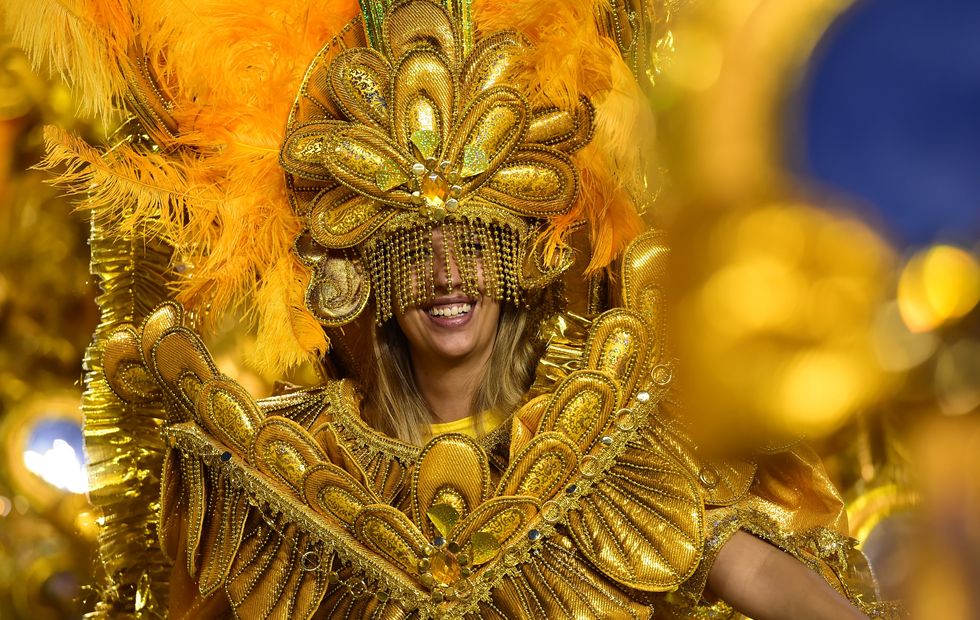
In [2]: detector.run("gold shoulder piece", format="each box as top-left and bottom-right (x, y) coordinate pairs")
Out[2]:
(620, 229), (669, 320)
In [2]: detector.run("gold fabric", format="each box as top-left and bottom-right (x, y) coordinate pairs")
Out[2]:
(100, 231), (887, 619)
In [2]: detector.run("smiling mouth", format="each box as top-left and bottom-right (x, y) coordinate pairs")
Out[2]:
(426, 301), (473, 317)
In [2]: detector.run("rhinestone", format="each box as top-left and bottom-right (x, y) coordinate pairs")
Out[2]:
(450, 184), (462, 197)
(421, 172), (449, 208)
(430, 550), (460, 585)
(600, 435), (614, 446)
(376, 591), (389, 602)
(458, 554), (470, 567)
(652, 364), (673, 386)
(220, 451), (232, 462)
(456, 580), (473, 598)
(431, 590), (444, 603)
(565, 483), (578, 494)
(527, 529), (542, 541)
(418, 558), (431, 572)
(432, 536), (446, 548)
(300, 551), (320, 571)
(411, 162), (427, 176)
(420, 573), (436, 588)
(615, 408), (637, 431)
(439, 160), (452, 171)
(350, 580), (367, 598)
(636, 391), (651, 403)
(580, 455), (599, 477)
(446, 541), (460, 554)
(429, 205), (447, 222)
(445, 198), (458, 210)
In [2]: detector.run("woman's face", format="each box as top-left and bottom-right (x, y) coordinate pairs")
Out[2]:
(394, 228), (501, 366)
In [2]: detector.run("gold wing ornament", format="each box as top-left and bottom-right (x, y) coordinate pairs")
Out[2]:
(101, 245), (708, 618)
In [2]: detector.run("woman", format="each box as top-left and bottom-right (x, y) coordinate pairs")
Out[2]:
(21, 0), (898, 616)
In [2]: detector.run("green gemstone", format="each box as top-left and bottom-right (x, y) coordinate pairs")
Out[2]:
(460, 145), (489, 177)
(410, 129), (440, 159)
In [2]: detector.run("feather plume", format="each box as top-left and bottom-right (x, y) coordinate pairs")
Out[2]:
(250, 257), (330, 376)
(40, 125), (205, 236)
(34, 1), (359, 374)
(474, 0), (654, 272)
(2, 0), (133, 119)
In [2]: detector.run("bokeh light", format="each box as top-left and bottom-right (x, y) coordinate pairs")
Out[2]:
(22, 420), (87, 494)
(897, 245), (980, 332)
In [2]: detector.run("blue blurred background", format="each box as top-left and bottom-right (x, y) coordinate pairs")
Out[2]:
(801, 0), (980, 250)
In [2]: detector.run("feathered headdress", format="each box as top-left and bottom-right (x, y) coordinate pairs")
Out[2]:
(4, 0), (663, 373)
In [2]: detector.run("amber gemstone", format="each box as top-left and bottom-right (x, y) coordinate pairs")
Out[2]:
(430, 549), (461, 585)
(421, 172), (449, 208)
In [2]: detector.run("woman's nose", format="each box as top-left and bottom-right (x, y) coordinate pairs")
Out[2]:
(432, 247), (462, 292)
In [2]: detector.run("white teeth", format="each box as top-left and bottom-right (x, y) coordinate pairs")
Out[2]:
(428, 302), (472, 317)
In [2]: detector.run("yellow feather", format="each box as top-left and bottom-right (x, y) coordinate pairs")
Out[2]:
(2, 0), (133, 119)
(249, 258), (330, 375)
(474, 0), (652, 271)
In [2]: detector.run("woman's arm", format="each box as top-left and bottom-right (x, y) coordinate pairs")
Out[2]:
(707, 530), (869, 620)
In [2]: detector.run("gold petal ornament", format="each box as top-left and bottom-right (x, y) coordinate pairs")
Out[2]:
(304, 463), (378, 526)
(281, 0), (590, 325)
(101, 326), (157, 403)
(197, 378), (265, 456)
(537, 370), (620, 452)
(329, 48), (392, 128)
(391, 50), (455, 156)
(354, 505), (429, 574)
(567, 431), (704, 591)
(411, 433), (491, 540)
(251, 417), (330, 497)
(583, 309), (652, 400)
(497, 432), (580, 500)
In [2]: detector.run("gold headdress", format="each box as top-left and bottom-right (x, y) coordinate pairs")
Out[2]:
(280, 0), (594, 324)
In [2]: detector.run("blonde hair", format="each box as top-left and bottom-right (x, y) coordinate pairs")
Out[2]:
(362, 303), (539, 445)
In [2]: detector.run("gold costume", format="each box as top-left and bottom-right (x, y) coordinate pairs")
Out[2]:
(7, 0), (904, 617)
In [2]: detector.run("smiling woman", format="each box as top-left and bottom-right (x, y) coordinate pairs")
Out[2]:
(5, 0), (902, 617)
(363, 226), (538, 442)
